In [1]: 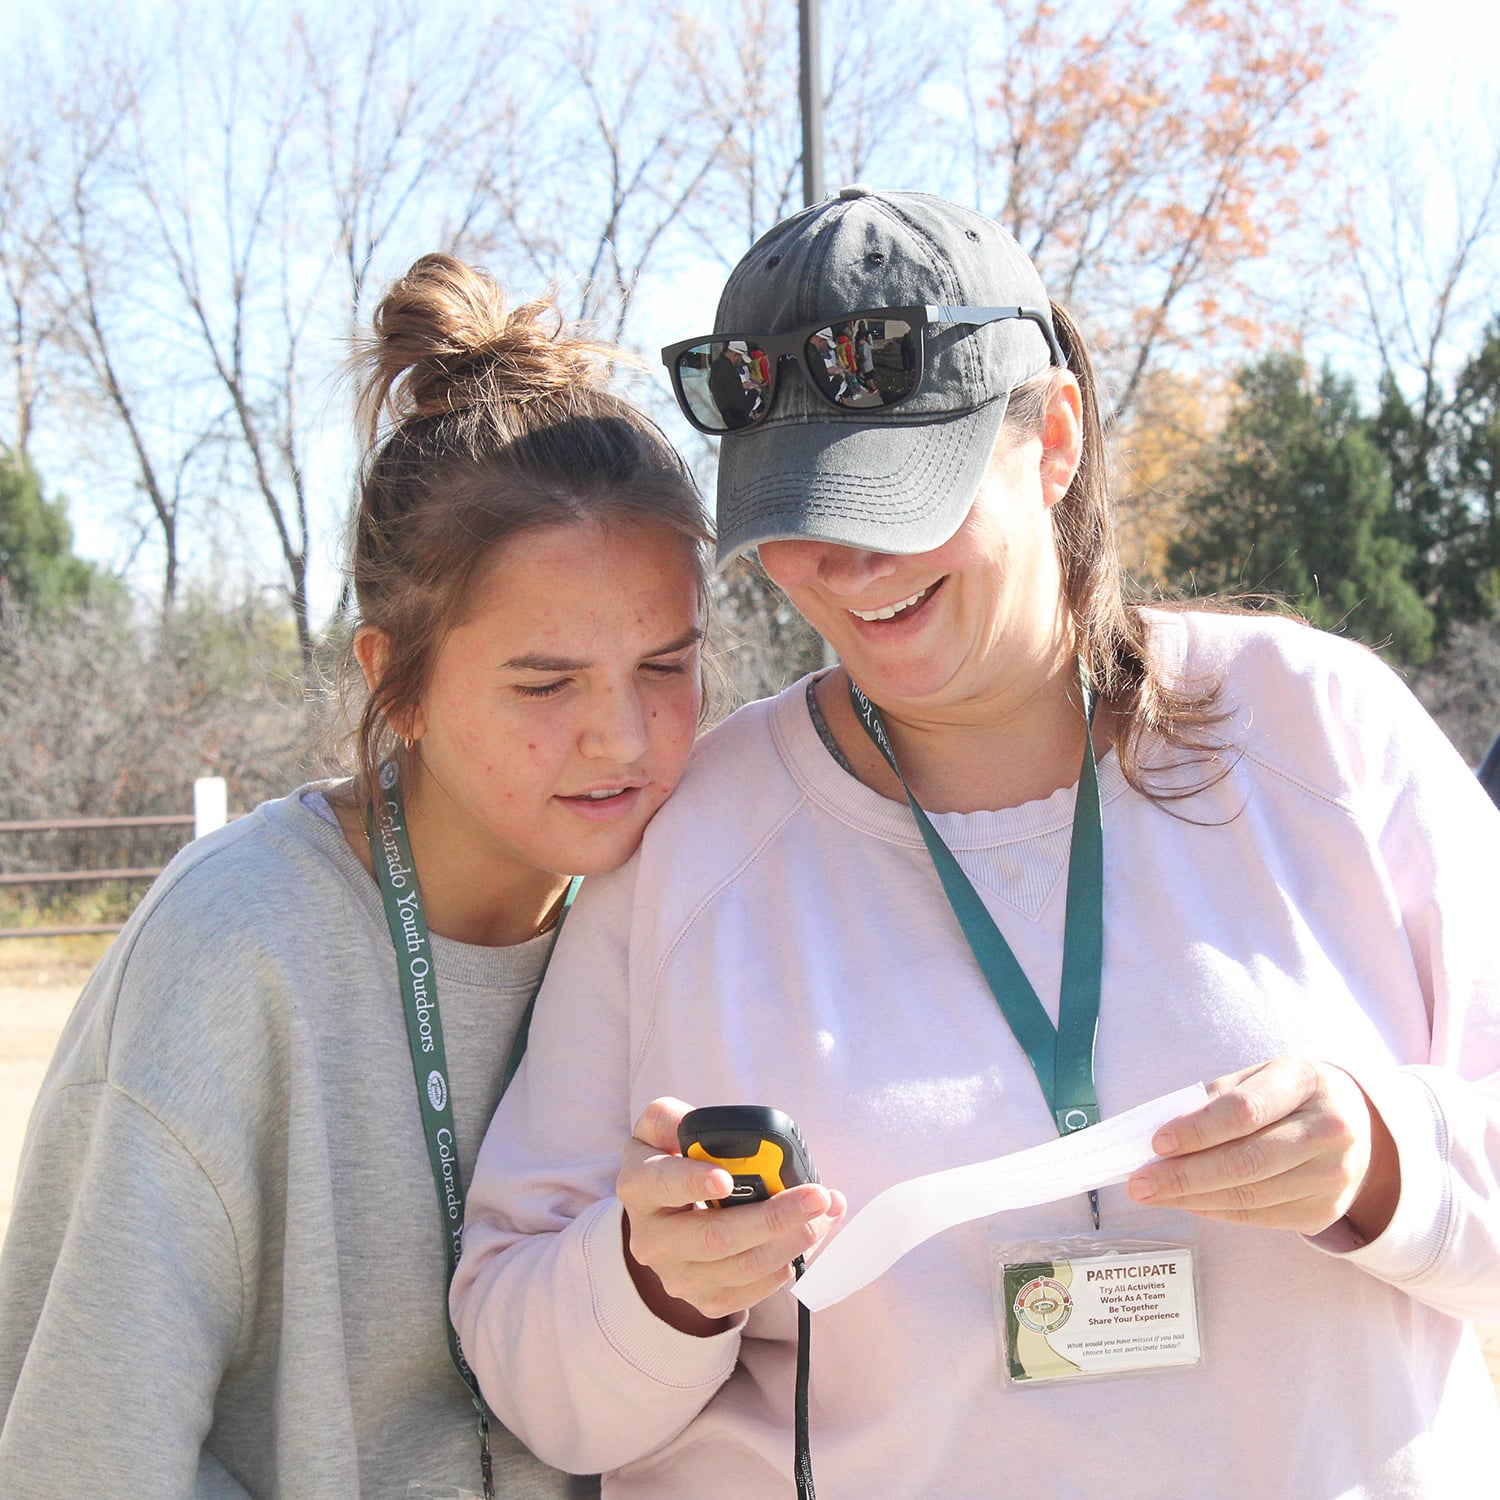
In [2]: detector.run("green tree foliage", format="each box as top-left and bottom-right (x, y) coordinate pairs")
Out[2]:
(0, 448), (100, 615)
(1368, 321), (1500, 634)
(1170, 354), (1434, 663)
(1369, 373), (1445, 607)
(1450, 321), (1500, 618)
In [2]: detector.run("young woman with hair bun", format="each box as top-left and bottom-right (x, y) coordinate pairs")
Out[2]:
(0, 252), (711, 1500)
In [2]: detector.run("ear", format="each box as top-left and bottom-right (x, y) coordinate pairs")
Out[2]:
(353, 626), (426, 742)
(352, 625), (390, 693)
(1038, 374), (1084, 510)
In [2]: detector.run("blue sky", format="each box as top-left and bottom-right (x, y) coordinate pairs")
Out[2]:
(7, 0), (1496, 614)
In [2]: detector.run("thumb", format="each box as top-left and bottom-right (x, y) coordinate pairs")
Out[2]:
(632, 1095), (697, 1154)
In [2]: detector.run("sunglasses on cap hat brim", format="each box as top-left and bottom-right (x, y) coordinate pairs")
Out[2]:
(661, 304), (1063, 437)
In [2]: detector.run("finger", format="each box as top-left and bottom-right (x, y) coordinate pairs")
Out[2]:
(668, 1182), (837, 1270)
(630, 1187), (843, 1313)
(619, 1135), (733, 1211)
(1132, 1114), (1323, 1203)
(674, 1193), (836, 1287)
(1131, 1104), (1371, 1229)
(1167, 1186), (1339, 1233)
(1134, 1152), (1325, 1218)
(1151, 1149), (1364, 1232)
(632, 1096), (697, 1154)
(707, 1183), (837, 1256)
(1152, 1056), (1320, 1156)
(633, 1182), (846, 1290)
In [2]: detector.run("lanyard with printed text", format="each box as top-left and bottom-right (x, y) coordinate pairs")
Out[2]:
(848, 672), (1105, 1227)
(366, 764), (580, 1499)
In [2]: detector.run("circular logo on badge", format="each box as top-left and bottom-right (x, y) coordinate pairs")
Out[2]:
(1014, 1275), (1073, 1334)
(380, 761), (398, 789)
(426, 1069), (448, 1112)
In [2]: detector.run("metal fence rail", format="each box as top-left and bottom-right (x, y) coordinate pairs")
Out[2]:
(0, 784), (228, 940)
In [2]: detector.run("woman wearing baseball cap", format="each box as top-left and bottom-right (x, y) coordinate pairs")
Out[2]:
(454, 189), (1500, 1497)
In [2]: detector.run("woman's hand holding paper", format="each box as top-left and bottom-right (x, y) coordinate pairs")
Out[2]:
(1127, 1056), (1400, 1239)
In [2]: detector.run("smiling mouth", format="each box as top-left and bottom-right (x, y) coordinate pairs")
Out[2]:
(557, 783), (647, 823)
(848, 582), (939, 622)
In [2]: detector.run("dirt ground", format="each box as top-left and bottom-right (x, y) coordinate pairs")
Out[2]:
(2, 938), (1498, 1401)
(1, 941), (102, 1233)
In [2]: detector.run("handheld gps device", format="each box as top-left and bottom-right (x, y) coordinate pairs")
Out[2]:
(680, 1105), (822, 1499)
(677, 1105), (819, 1206)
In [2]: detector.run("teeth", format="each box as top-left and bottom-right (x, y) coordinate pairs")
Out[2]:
(851, 588), (928, 622)
(582, 788), (626, 800)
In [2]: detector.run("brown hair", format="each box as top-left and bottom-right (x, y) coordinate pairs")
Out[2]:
(338, 253), (712, 803)
(1003, 302), (1231, 801)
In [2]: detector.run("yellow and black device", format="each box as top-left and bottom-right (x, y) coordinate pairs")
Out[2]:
(678, 1106), (819, 1207)
(682, 1106), (822, 1499)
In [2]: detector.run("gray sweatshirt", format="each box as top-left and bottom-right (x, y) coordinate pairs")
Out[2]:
(0, 788), (596, 1499)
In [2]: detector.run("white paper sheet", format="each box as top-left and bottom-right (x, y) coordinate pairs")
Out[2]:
(793, 1082), (1209, 1312)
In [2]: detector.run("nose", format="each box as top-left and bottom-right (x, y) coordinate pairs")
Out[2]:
(816, 544), (901, 596)
(760, 538), (900, 597)
(579, 683), (650, 764)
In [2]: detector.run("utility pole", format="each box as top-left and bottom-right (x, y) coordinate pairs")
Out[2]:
(799, 0), (825, 210)
(800, 0), (839, 668)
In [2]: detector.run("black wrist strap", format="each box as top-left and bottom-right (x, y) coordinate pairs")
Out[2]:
(793, 1255), (816, 1500)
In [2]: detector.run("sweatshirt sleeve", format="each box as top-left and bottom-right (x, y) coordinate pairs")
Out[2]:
(451, 868), (741, 1475)
(0, 1081), (247, 1499)
(1302, 643), (1500, 1319)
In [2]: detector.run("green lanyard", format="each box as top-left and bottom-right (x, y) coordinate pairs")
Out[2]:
(365, 768), (580, 1499)
(847, 672), (1105, 1227)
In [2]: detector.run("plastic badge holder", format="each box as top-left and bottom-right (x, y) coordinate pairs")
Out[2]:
(994, 1237), (1205, 1387)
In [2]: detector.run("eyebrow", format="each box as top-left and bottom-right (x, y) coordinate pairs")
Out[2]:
(501, 626), (704, 674)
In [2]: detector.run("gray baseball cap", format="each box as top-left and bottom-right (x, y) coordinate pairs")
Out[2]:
(712, 186), (1059, 567)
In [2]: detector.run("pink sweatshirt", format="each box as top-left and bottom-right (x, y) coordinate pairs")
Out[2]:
(454, 610), (1500, 1498)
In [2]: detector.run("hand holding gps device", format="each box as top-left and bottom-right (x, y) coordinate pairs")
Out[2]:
(675, 1104), (821, 1497)
(677, 1105), (819, 1206)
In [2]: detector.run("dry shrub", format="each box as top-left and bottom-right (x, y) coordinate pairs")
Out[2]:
(1409, 620), (1500, 767)
(0, 593), (332, 923)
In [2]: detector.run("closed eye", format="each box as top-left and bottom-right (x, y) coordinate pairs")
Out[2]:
(514, 678), (570, 699)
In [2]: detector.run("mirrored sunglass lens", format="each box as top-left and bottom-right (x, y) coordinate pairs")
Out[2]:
(806, 319), (918, 410)
(675, 341), (769, 432)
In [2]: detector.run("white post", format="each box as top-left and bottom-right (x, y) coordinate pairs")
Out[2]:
(194, 776), (228, 839)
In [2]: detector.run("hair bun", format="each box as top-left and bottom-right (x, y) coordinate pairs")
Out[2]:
(355, 253), (615, 439)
